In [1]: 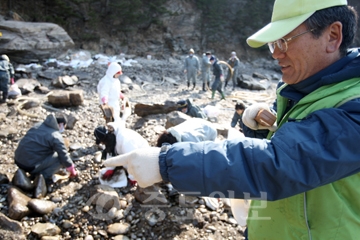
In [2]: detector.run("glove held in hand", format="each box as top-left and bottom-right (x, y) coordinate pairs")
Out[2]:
(103, 147), (162, 188)
(242, 103), (277, 132)
(66, 164), (77, 177)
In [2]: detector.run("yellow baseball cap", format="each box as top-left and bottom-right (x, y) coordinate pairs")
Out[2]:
(247, 0), (348, 48)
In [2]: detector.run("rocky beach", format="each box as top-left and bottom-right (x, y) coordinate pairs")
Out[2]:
(0, 51), (280, 240)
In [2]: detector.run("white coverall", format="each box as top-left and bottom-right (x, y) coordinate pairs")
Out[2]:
(167, 118), (217, 143)
(104, 121), (150, 184)
(97, 62), (122, 122)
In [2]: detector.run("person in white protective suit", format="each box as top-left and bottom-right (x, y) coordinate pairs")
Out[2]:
(100, 120), (150, 187)
(108, 121), (149, 155)
(156, 118), (218, 147)
(97, 62), (123, 122)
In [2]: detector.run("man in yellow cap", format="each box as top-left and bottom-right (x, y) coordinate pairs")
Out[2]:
(101, 1), (360, 239)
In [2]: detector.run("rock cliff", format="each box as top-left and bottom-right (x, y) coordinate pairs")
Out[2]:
(0, 0), (359, 62)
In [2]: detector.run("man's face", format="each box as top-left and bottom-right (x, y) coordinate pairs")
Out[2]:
(236, 109), (244, 115)
(107, 125), (115, 132)
(181, 107), (187, 113)
(271, 24), (331, 85)
(58, 123), (66, 133)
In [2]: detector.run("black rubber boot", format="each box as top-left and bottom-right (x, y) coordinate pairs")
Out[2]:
(187, 82), (190, 88)
(202, 83), (206, 91)
(1, 92), (7, 103)
(192, 83), (195, 90)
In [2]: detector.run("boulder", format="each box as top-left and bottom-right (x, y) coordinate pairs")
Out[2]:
(134, 100), (178, 117)
(237, 75), (267, 91)
(165, 111), (191, 129)
(7, 187), (32, 220)
(0, 19), (74, 64)
(88, 185), (121, 212)
(47, 90), (84, 107)
(12, 168), (34, 192)
(0, 212), (26, 240)
(28, 199), (56, 215)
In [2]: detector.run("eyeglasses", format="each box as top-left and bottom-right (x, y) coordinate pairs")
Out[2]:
(268, 29), (315, 53)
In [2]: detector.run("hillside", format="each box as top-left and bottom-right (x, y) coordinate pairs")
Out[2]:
(1, 0), (359, 61)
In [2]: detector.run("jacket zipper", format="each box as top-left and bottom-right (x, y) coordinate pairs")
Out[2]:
(303, 192), (312, 240)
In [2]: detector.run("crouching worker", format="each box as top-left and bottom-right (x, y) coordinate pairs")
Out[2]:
(156, 118), (217, 147)
(94, 125), (117, 160)
(176, 98), (208, 120)
(14, 114), (77, 182)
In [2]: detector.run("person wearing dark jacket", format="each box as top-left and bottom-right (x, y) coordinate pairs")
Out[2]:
(0, 54), (15, 103)
(102, 1), (360, 239)
(14, 114), (77, 180)
(230, 101), (268, 139)
(209, 56), (225, 100)
(225, 51), (240, 90)
(176, 98), (207, 119)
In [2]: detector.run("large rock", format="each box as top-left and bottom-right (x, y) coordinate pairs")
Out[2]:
(134, 100), (178, 117)
(47, 90), (84, 107)
(31, 223), (61, 237)
(7, 187), (32, 220)
(165, 111), (191, 129)
(12, 168), (34, 192)
(88, 185), (121, 213)
(0, 212), (26, 240)
(0, 19), (74, 63)
(28, 199), (56, 215)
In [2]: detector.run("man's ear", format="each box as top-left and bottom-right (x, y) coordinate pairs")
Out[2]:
(326, 21), (343, 53)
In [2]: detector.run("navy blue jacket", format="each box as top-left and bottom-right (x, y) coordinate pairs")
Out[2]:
(159, 48), (360, 200)
(15, 114), (74, 170)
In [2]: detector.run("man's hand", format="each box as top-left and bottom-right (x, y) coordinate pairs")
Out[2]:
(220, 75), (224, 82)
(66, 164), (78, 178)
(242, 103), (277, 131)
(103, 147), (162, 188)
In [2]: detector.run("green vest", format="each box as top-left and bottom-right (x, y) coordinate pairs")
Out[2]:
(248, 78), (360, 240)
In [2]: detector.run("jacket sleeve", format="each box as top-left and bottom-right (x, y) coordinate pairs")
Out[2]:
(159, 103), (360, 201)
(99, 79), (111, 103)
(9, 63), (15, 78)
(52, 132), (74, 168)
(230, 112), (240, 128)
(190, 106), (207, 119)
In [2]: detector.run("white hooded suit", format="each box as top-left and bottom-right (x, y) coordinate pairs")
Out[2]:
(97, 62), (122, 122)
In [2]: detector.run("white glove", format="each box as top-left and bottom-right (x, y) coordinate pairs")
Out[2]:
(103, 147), (162, 188)
(242, 103), (277, 131)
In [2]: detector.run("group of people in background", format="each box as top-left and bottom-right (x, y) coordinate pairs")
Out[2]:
(183, 48), (241, 100)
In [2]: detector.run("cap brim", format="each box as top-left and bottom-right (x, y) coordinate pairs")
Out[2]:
(246, 12), (314, 48)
